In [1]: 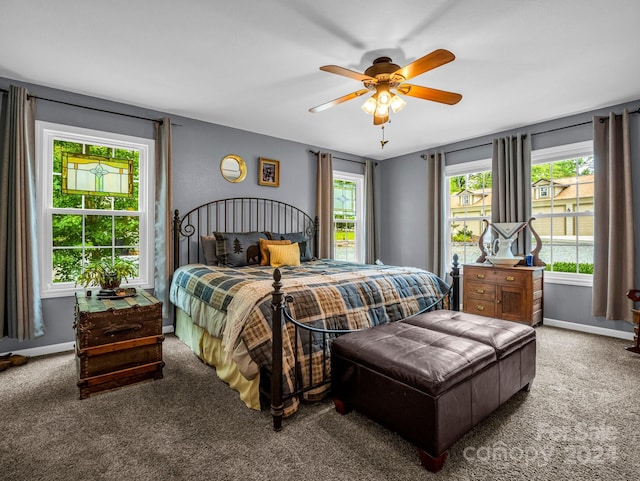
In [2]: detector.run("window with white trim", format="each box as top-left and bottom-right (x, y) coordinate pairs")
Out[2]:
(531, 140), (594, 285)
(36, 122), (155, 298)
(333, 171), (364, 263)
(445, 141), (594, 287)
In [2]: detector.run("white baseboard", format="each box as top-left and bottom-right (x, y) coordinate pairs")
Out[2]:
(3, 325), (175, 358)
(544, 318), (635, 341)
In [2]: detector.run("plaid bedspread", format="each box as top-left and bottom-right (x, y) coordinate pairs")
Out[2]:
(171, 259), (450, 415)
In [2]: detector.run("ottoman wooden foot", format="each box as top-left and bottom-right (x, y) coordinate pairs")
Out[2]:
(333, 398), (352, 415)
(418, 448), (448, 472)
(521, 381), (533, 392)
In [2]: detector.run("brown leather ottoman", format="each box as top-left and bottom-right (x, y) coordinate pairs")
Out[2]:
(331, 311), (536, 472)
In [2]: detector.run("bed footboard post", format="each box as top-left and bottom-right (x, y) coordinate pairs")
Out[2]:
(451, 254), (460, 311)
(172, 209), (181, 329)
(271, 268), (285, 431)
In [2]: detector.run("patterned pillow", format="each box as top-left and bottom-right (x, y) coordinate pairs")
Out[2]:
(214, 232), (267, 267)
(258, 238), (291, 266)
(269, 232), (312, 261)
(268, 243), (301, 267)
(200, 235), (218, 266)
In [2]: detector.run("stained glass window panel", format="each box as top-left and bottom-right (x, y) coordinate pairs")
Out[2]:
(61, 153), (133, 197)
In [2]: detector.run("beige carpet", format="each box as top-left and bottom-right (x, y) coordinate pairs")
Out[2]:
(0, 326), (638, 481)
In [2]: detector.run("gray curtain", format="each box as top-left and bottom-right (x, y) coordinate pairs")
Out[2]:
(315, 152), (333, 259)
(153, 118), (173, 318)
(364, 159), (379, 264)
(0, 85), (44, 340)
(491, 134), (532, 256)
(425, 152), (446, 278)
(592, 109), (635, 323)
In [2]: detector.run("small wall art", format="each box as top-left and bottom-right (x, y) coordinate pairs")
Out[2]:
(258, 158), (280, 187)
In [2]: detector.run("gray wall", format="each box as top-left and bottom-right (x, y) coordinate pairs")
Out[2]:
(0, 77), (365, 353)
(379, 99), (640, 333)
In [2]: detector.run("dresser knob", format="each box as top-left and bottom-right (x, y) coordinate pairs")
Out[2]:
(476, 274), (485, 279)
(476, 305), (485, 311)
(505, 275), (515, 281)
(476, 288), (485, 294)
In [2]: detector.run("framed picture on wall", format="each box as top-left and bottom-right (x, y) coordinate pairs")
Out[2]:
(258, 158), (280, 187)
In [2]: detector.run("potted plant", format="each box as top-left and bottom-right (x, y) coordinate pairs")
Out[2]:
(76, 257), (137, 290)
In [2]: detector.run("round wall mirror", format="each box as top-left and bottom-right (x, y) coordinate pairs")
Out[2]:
(220, 154), (247, 183)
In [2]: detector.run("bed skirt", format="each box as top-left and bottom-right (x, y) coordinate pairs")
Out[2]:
(175, 308), (261, 410)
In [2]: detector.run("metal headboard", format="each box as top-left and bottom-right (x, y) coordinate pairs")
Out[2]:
(172, 197), (318, 267)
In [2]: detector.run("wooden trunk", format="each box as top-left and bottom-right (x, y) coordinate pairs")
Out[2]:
(74, 289), (164, 399)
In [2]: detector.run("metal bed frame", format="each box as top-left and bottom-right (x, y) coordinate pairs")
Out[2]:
(172, 197), (460, 430)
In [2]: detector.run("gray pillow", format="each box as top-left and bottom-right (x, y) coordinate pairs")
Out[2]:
(214, 232), (268, 267)
(200, 235), (218, 266)
(269, 232), (312, 261)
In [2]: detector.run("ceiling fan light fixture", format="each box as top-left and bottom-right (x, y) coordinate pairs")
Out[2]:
(390, 94), (406, 113)
(375, 103), (389, 117)
(377, 89), (391, 106)
(361, 96), (377, 115)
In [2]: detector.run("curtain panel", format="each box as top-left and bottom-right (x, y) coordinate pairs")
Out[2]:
(153, 118), (173, 318)
(592, 109), (635, 323)
(425, 152), (446, 278)
(364, 159), (379, 264)
(0, 85), (44, 340)
(316, 152), (333, 259)
(491, 134), (532, 256)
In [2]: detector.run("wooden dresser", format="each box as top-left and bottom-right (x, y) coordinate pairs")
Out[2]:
(462, 263), (544, 326)
(74, 289), (164, 399)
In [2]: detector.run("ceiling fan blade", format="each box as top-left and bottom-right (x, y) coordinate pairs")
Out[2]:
(392, 49), (455, 81)
(320, 65), (376, 82)
(309, 89), (370, 113)
(373, 113), (388, 125)
(396, 84), (462, 105)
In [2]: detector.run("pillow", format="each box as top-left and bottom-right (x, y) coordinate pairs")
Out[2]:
(200, 235), (218, 266)
(269, 232), (312, 261)
(268, 243), (301, 267)
(214, 231), (267, 267)
(258, 238), (291, 266)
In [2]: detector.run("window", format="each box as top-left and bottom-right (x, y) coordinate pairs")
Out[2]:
(446, 159), (492, 265)
(531, 141), (594, 285)
(446, 141), (593, 286)
(538, 185), (549, 198)
(333, 171), (364, 263)
(36, 122), (155, 298)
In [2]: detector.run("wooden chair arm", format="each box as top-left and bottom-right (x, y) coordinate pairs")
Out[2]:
(626, 289), (640, 302)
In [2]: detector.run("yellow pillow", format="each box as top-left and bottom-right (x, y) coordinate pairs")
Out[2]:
(268, 243), (301, 267)
(259, 238), (291, 266)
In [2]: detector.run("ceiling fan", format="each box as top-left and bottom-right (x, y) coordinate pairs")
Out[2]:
(309, 49), (462, 125)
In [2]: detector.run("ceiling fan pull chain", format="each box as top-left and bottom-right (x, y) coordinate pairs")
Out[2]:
(380, 125), (389, 149)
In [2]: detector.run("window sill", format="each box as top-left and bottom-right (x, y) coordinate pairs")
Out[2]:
(543, 272), (593, 288)
(40, 280), (153, 299)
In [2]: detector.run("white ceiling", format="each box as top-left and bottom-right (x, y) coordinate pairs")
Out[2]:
(1, 0), (639, 160)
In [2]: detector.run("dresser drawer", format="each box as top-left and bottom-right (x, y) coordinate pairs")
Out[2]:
(464, 266), (495, 282)
(493, 269), (531, 286)
(464, 281), (496, 300)
(464, 299), (496, 317)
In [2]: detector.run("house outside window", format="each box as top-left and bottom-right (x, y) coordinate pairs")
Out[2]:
(36, 122), (155, 298)
(333, 171), (364, 263)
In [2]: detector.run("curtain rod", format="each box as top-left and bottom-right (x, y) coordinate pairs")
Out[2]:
(0, 87), (181, 126)
(308, 149), (366, 165)
(421, 107), (640, 158)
